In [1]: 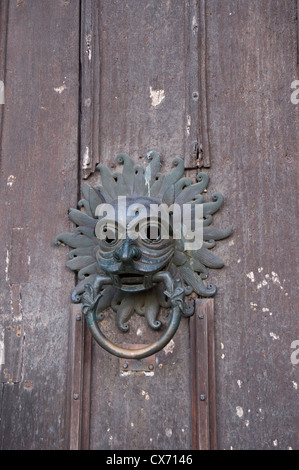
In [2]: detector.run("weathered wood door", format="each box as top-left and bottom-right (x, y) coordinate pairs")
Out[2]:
(0, 0), (298, 451)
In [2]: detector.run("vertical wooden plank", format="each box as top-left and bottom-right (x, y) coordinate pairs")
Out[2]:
(0, 1), (80, 449)
(207, 299), (217, 450)
(97, 0), (187, 170)
(68, 304), (84, 450)
(68, 304), (92, 451)
(85, 0), (192, 451)
(80, 0), (101, 179)
(89, 315), (191, 450)
(184, 0), (201, 168)
(197, 307), (210, 450)
(206, 0), (299, 450)
(0, 0), (8, 143)
(184, 0), (210, 169)
(198, 0), (210, 168)
(190, 299), (216, 450)
(80, 325), (92, 450)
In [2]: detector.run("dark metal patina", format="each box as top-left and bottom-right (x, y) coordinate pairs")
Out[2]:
(54, 151), (232, 359)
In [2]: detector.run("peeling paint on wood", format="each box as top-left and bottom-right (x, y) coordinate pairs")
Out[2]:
(149, 86), (165, 107)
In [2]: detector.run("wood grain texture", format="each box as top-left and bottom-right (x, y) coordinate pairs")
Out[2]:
(204, 0), (299, 450)
(80, 0), (101, 179)
(89, 315), (191, 450)
(97, 0), (189, 171)
(0, 0), (297, 452)
(0, 1), (8, 152)
(86, 0), (195, 450)
(0, 0), (80, 449)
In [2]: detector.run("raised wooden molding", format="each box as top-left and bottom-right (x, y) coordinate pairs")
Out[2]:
(190, 298), (217, 450)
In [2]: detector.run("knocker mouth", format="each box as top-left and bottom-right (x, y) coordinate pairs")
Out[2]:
(110, 272), (155, 292)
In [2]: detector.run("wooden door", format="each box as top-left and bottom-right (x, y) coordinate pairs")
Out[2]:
(0, 0), (298, 451)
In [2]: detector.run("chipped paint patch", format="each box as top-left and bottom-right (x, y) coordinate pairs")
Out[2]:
(245, 420), (250, 427)
(257, 279), (268, 289)
(136, 328), (143, 336)
(144, 164), (151, 197)
(141, 390), (150, 400)
(121, 370), (154, 378)
(149, 86), (165, 107)
(236, 406), (244, 418)
(165, 428), (173, 438)
(246, 272), (255, 283)
(7, 175), (16, 187)
(263, 307), (273, 316)
(273, 439), (278, 447)
(192, 15), (198, 32)
(270, 332), (280, 340)
(163, 339), (175, 355)
(86, 34), (92, 61)
(0, 328), (4, 365)
(186, 115), (191, 135)
(54, 83), (67, 94)
(82, 146), (90, 169)
(5, 249), (9, 282)
(237, 380), (243, 389)
(250, 304), (273, 316)
(292, 381), (298, 390)
(271, 271), (281, 286)
(247, 269), (289, 296)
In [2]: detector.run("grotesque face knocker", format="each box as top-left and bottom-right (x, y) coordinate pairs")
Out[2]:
(54, 152), (232, 359)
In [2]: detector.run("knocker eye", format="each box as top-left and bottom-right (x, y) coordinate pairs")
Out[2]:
(103, 225), (118, 245)
(95, 221), (119, 246)
(140, 221), (162, 244)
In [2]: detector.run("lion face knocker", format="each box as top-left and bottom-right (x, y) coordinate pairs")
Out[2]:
(54, 152), (232, 359)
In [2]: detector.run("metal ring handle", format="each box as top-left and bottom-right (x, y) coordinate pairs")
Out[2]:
(81, 272), (183, 359)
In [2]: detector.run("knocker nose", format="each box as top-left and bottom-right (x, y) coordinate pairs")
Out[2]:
(113, 239), (141, 263)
